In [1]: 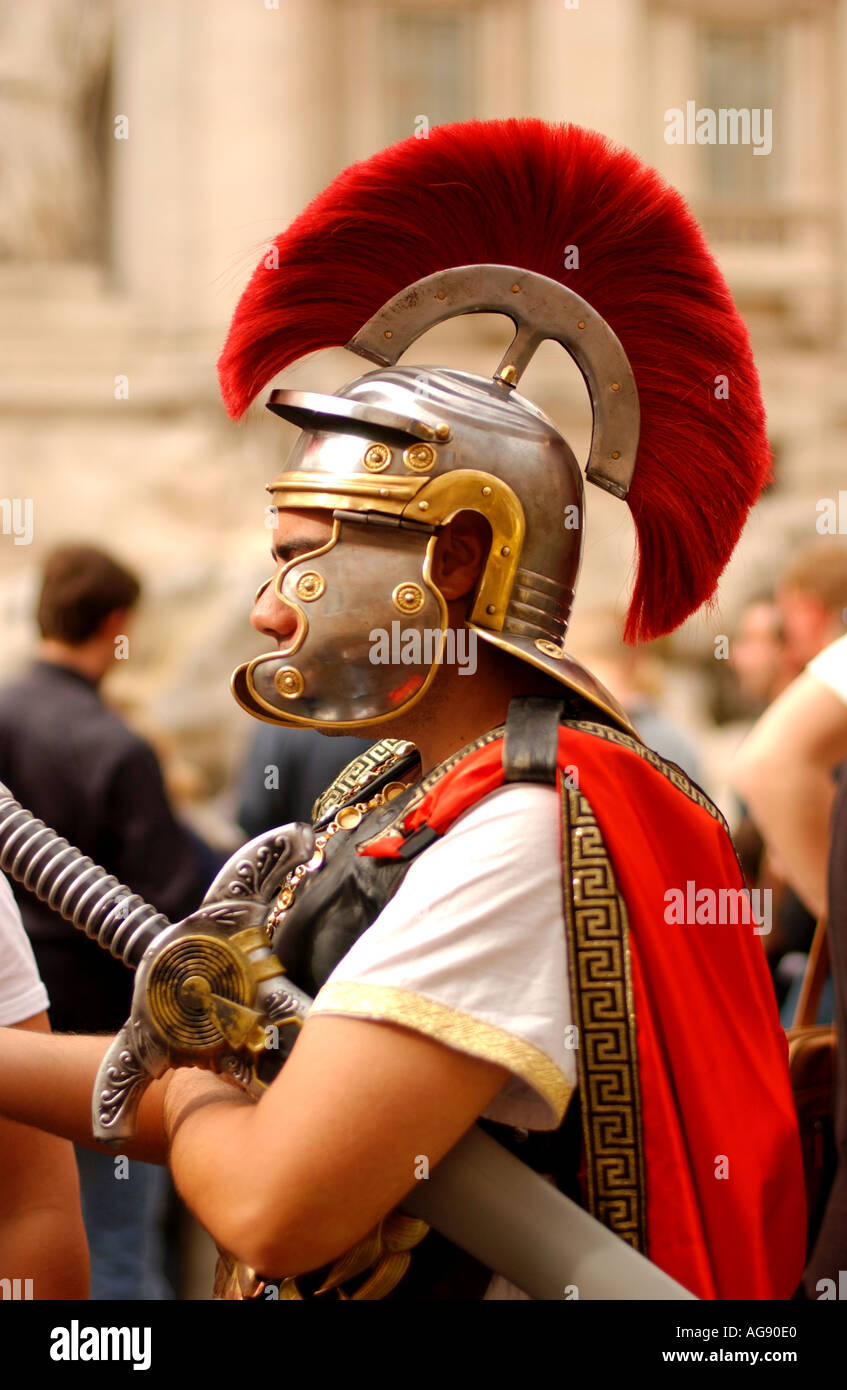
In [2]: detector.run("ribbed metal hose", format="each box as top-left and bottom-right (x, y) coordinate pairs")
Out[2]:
(0, 781), (166, 967)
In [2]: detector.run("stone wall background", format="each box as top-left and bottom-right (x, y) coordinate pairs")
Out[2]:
(1, 0), (845, 823)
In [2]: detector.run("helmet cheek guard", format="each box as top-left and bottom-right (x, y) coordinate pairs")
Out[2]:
(232, 517), (449, 729)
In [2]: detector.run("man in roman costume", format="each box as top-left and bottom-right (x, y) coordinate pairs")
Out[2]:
(0, 119), (805, 1300)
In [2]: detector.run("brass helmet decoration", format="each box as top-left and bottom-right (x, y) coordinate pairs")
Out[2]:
(221, 120), (770, 732)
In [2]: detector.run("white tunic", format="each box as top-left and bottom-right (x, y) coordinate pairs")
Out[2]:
(311, 782), (576, 1130)
(0, 870), (49, 1026)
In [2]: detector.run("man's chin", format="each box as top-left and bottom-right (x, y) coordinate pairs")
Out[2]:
(313, 715), (416, 744)
(300, 721), (379, 739)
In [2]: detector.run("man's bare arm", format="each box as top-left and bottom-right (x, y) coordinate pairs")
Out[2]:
(163, 1013), (509, 1278)
(0, 1023), (171, 1164)
(0, 1012), (90, 1298)
(733, 672), (847, 917)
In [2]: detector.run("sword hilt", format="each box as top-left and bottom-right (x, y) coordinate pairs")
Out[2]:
(0, 780), (315, 1141)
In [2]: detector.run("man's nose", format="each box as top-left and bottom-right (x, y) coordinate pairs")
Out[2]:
(250, 573), (299, 644)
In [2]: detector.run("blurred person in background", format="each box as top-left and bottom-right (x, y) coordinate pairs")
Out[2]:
(732, 544), (847, 1017)
(733, 633), (847, 1296)
(728, 592), (813, 1008)
(0, 869), (89, 1300)
(729, 592), (799, 712)
(0, 544), (207, 1299)
(734, 633), (847, 924)
(237, 722), (370, 838)
(566, 606), (703, 784)
(776, 540), (847, 671)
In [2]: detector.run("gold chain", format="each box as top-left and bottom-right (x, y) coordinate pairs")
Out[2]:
(311, 740), (416, 823)
(265, 781), (408, 942)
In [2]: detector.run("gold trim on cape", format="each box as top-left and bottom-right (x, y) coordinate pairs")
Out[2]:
(359, 718), (727, 854)
(560, 783), (648, 1253)
(570, 721), (728, 829)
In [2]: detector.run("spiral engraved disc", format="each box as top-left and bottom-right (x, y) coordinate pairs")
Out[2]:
(147, 935), (252, 1050)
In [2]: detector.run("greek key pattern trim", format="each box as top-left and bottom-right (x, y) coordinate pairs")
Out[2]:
(567, 721), (728, 831)
(355, 718), (726, 853)
(561, 784), (647, 1253)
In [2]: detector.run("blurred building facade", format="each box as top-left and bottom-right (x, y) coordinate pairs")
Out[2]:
(1, 0), (845, 793)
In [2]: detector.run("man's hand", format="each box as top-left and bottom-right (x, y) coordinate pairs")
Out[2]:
(0, 1001), (510, 1286)
(163, 1066), (255, 1145)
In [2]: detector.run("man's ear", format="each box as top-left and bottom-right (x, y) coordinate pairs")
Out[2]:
(98, 607), (133, 642)
(430, 511), (491, 602)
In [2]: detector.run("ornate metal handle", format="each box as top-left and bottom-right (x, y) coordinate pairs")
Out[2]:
(0, 780), (315, 1141)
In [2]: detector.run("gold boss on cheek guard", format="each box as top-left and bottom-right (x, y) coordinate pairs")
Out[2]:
(232, 512), (450, 731)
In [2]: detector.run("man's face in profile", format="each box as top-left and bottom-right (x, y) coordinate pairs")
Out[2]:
(250, 507), (333, 651)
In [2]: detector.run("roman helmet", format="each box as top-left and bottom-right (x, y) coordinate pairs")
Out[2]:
(220, 120), (770, 732)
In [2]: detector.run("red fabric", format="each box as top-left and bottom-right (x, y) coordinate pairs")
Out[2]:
(217, 119), (771, 642)
(360, 727), (806, 1299)
(359, 742), (504, 858)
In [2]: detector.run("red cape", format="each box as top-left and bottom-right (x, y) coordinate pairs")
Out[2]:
(360, 724), (806, 1299)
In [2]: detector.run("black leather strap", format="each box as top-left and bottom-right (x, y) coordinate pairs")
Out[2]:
(502, 697), (565, 785)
